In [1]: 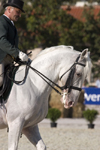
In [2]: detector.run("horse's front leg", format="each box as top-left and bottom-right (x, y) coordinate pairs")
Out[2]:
(8, 118), (25, 150)
(22, 125), (46, 150)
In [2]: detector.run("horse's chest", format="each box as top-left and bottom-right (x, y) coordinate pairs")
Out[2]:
(24, 100), (48, 127)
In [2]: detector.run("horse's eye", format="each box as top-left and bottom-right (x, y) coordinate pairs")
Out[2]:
(76, 73), (82, 77)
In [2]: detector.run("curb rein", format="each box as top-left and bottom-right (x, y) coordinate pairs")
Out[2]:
(7, 55), (86, 95)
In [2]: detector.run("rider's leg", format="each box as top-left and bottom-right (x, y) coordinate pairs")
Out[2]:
(0, 55), (14, 87)
(3, 55), (14, 65)
(0, 63), (4, 87)
(22, 125), (46, 150)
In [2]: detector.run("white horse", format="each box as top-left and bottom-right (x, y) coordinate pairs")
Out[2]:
(0, 45), (91, 150)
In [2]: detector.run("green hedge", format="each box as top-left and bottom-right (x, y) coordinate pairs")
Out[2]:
(47, 108), (61, 122)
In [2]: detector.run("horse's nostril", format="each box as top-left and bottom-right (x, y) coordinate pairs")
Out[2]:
(68, 101), (74, 107)
(69, 101), (72, 105)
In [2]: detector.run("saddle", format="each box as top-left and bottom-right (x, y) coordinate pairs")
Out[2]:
(0, 64), (19, 103)
(0, 60), (31, 103)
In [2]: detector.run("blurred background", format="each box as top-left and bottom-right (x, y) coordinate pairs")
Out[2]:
(1, 0), (100, 118)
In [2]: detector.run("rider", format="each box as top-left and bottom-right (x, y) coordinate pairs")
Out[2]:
(0, 0), (28, 88)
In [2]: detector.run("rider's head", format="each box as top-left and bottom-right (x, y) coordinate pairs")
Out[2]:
(3, 0), (25, 22)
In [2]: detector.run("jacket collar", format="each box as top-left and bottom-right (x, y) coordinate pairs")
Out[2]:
(3, 14), (15, 27)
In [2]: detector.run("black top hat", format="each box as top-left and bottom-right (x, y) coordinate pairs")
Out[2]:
(3, 0), (25, 13)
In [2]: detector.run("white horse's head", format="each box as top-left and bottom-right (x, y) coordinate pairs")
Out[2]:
(30, 46), (91, 109)
(59, 48), (91, 109)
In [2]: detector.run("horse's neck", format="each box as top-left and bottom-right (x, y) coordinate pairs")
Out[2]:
(31, 53), (60, 81)
(28, 53), (61, 95)
(30, 50), (78, 83)
(28, 49), (80, 95)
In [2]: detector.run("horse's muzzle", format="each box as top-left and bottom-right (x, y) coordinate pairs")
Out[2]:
(61, 89), (74, 109)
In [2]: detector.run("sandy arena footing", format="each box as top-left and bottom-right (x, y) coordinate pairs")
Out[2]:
(0, 118), (100, 150)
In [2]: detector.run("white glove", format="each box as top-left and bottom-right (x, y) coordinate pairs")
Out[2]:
(19, 51), (28, 61)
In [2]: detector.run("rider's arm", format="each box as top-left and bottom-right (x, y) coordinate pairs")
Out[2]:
(0, 20), (19, 58)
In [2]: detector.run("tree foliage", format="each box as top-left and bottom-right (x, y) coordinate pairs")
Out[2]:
(0, 0), (6, 13)
(15, 1), (100, 65)
(83, 7), (100, 61)
(1, 0), (100, 77)
(16, 0), (84, 51)
(82, 7), (100, 77)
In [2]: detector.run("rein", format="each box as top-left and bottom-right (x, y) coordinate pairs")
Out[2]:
(7, 60), (63, 95)
(60, 62), (85, 80)
(7, 55), (85, 95)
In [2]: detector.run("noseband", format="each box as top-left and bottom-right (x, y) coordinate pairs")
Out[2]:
(60, 55), (86, 92)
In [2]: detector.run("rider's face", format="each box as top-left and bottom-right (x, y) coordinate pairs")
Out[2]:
(9, 7), (22, 22)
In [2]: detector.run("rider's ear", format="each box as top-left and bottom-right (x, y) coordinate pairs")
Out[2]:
(80, 48), (88, 60)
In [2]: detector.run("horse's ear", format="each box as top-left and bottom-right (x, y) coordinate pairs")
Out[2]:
(80, 48), (88, 60)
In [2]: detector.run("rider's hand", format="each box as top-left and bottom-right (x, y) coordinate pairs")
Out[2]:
(19, 51), (28, 61)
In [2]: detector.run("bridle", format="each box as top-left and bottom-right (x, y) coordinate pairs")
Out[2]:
(7, 54), (86, 95)
(60, 55), (86, 93)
